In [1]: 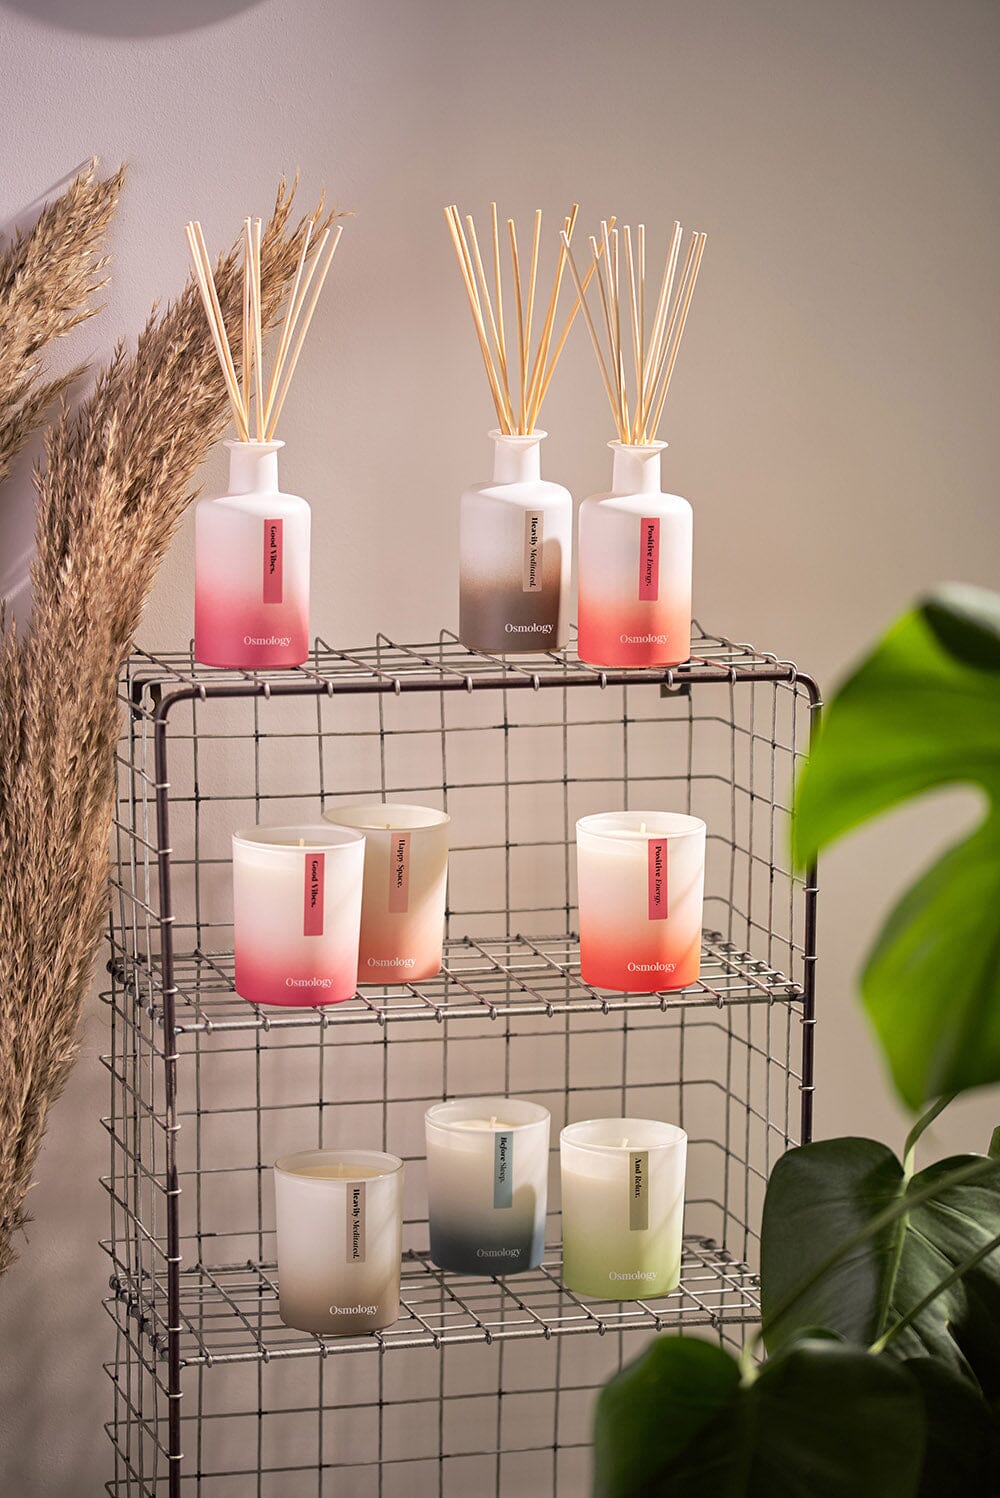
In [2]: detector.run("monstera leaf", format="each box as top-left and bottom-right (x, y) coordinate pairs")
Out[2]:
(591, 1334), (925, 1497)
(792, 584), (1000, 1108)
(760, 1137), (1000, 1402)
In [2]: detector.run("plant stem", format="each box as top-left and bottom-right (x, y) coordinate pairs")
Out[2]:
(903, 1094), (955, 1177)
(871, 1227), (1000, 1354)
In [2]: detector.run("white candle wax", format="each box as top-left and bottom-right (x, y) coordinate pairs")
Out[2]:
(576, 811), (706, 991)
(425, 1098), (550, 1275)
(324, 804), (449, 983)
(233, 824), (366, 1006)
(274, 1148), (404, 1335)
(560, 1118), (687, 1299)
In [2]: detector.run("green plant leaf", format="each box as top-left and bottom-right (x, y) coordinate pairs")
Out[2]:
(592, 1335), (925, 1497)
(902, 1358), (1000, 1497)
(791, 584), (1000, 1107)
(761, 1139), (1000, 1400)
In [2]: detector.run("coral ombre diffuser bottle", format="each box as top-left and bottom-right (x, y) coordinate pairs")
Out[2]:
(459, 429), (572, 653)
(577, 441), (692, 669)
(195, 440), (310, 668)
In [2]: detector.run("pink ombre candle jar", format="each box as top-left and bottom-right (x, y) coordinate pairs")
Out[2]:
(195, 440), (310, 669)
(232, 825), (365, 1006)
(324, 804), (449, 983)
(576, 811), (705, 992)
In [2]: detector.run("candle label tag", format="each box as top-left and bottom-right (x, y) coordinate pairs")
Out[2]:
(388, 832), (411, 913)
(263, 518), (283, 604)
(303, 853), (325, 936)
(629, 1150), (650, 1231)
(638, 517), (660, 601)
(346, 1181), (366, 1263)
(523, 511), (544, 592)
(494, 1130), (514, 1209)
(647, 839), (669, 920)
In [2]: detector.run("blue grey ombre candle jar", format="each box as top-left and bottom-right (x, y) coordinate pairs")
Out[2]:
(425, 1098), (550, 1275)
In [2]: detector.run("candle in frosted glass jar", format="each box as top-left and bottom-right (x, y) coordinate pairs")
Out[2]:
(560, 1118), (687, 1299)
(576, 811), (705, 991)
(323, 804), (449, 982)
(425, 1098), (550, 1274)
(232, 825), (365, 1006)
(274, 1149), (404, 1335)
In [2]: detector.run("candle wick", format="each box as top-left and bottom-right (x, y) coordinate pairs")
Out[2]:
(640, 822), (647, 835)
(298, 837), (305, 847)
(490, 1116), (497, 1127)
(622, 1137), (629, 1148)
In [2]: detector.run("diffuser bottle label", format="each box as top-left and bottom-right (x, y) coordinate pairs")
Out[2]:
(263, 518), (284, 604)
(522, 511), (544, 592)
(388, 832), (411, 913)
(303, 853), (325, 936)
(494, 1131), (514, 1208)
(638, 517), (660, 601)
(647, 839), (669, 920)
(346, 1181), (367, 1263)
(629, 1150), (650, 1230)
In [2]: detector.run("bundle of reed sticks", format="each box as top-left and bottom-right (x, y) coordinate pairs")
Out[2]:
(562, 220), (707, 445)
(444, 202), (613, 436)
(185, 213), (344, 442)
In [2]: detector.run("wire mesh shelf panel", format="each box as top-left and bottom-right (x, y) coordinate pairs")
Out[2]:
(103, 625), (819, 1497)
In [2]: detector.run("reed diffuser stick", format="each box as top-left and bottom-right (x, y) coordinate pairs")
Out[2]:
(566, 217), (706, 444)
(265, 225), (343, 439)
(446, 201), (609, 435)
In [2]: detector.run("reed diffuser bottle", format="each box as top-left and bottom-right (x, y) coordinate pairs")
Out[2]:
(445, 201), (600, 655)
(185, 213), (344, 668)
(563, 220), (707, 668)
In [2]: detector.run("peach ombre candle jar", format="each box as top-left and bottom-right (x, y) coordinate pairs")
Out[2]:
(324, 804), (449, 983)
(232, 824), (365, 1006)
(576, 811), (705, 991)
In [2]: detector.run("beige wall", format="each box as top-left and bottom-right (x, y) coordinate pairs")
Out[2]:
(1, 0), (998, 1493)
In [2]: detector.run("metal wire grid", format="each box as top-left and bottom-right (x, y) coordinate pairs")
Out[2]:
(103, 625), (819, 1497)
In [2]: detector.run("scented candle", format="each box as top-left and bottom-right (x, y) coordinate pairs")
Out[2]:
(425, 1098), (550, 1274)
(576, 811), (705, 991)
(274, 1149), (404, 1335)
(232, 824), (365, 1006)
(560, 1119), (687, 1299)
(324, 804), (449, 982)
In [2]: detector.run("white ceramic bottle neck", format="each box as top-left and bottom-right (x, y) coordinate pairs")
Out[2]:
(491, 430), (544, 485)
(609, 441), (666, 497)
(226, 440), (284, 495)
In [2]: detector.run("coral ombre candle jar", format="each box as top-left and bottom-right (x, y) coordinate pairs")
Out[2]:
(232, 825), (365, 1006)
(576, 811), (705, 991)
(323, 804), (449, 983)
(577, 441), (692, 668)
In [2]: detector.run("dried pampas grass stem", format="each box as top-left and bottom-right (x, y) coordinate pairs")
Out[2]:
(0, 176), (340, 1275)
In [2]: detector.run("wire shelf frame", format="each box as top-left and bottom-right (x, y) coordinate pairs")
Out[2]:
(103, 624), (820, 1497)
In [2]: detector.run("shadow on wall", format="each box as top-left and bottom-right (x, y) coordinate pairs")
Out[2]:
(0, 0), (264, 37)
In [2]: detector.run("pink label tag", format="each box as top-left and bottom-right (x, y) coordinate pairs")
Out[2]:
(647, 839), (668, 920)
(388, 832), (411, 913)
(638, 517), (660, 601)
(263, 518), (283, 604)
(303, 853), (325, 936)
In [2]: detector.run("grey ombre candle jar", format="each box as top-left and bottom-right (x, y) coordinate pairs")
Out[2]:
(425, 1098), (550, 1274)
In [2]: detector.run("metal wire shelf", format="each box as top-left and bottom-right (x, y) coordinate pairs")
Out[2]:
(112, 930), (801, 1036)
(108, 1235), (759, 1367)
(105, 624), (819, 1497)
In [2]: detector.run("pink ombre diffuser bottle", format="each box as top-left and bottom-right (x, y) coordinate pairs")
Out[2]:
(195, 440), (309, 668)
